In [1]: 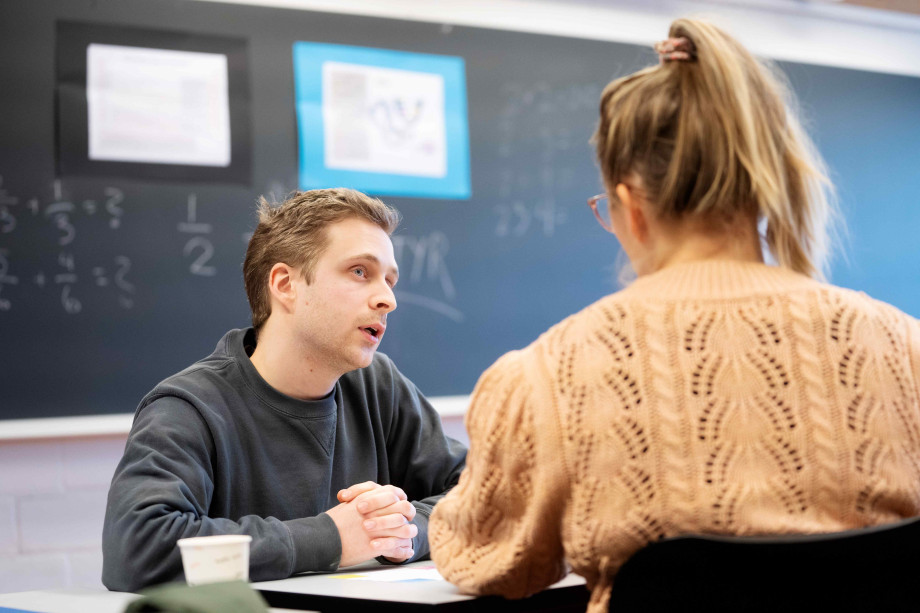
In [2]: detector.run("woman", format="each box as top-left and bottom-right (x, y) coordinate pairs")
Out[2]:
(429, 18), (920, 613)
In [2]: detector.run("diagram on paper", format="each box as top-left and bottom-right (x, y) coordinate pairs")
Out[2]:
(322, 61), (446, 178)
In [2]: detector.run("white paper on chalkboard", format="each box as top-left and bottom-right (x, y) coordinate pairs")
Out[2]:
(86, 44), (231, 167)
(321, 61), (447, 178)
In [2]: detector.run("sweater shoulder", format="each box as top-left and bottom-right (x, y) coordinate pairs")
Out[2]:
(814, 283), (918, 322)
(137, 331), (247, 415)
(525, 292), (631, 356)
(143, 353), (236, 401)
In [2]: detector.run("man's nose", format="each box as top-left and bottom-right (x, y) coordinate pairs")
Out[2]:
(373, 283), (397, 313)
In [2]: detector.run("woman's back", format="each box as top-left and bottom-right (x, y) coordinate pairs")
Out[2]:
(431, 260), (920, 612)
(541, 261), (920, 578)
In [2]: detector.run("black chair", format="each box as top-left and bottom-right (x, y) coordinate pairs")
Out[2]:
(608, 516), (920, 612)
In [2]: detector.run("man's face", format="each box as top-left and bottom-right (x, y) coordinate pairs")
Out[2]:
(291, 217), (399, 374)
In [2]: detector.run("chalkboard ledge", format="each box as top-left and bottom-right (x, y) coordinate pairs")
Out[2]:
(427, 395), (469, 419)
(0, 414), (135, 441)
(0, 395), (470, 441)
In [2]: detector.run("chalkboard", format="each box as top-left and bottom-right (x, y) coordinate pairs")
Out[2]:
(1, 0), (919, 422)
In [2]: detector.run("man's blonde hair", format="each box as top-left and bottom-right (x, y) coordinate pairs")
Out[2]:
(593, 18), (836, 279)
(243, 188), (400, 331)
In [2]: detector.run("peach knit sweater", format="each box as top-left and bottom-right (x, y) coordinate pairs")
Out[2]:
(429, 261), (920, 613)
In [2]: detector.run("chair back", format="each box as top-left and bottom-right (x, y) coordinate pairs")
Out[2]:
(608, 516), (920, 612)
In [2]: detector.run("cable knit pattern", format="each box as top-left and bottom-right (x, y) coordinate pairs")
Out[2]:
(430, 261), (920, 613)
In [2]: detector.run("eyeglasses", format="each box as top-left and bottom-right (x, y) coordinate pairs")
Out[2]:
(588, 193), (614, 233)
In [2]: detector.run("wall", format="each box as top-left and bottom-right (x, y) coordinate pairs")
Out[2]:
(1, 0), (918, 595)
(0, 435), (125, 592)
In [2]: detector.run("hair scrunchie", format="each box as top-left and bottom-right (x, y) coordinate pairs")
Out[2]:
(654, 37), (697, 63)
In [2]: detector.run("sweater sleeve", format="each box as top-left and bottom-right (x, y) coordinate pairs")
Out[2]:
(428, 350), (568, 598)
(380, 358), (467, 562)
(101, 397), (341, 592)
(908, 316), (920, 409)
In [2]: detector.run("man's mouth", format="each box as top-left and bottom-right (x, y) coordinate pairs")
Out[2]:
(362, 325), (381, 340)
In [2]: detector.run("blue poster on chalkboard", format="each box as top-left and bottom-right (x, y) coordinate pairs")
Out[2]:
(293, 42), (470, 200)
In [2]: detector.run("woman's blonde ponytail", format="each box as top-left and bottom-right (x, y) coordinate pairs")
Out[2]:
(594, 18), (836, 279)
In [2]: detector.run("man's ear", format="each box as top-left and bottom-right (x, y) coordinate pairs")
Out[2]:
(615, 183), (650, 244)
(267, 263), (299, 313)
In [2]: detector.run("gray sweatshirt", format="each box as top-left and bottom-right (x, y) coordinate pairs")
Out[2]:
(102, 328), (467, 592)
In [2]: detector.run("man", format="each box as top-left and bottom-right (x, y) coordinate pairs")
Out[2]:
(102, 188), (466, 591)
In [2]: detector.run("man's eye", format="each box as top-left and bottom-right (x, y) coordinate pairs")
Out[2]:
(352, 267), (366, 277)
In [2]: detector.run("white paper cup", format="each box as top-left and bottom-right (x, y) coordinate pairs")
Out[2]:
(177, 534), (252, 586)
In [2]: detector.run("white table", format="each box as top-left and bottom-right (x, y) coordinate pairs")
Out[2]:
(0, 588), (139, 613)
(0, 564), (587, 612)
(252, 561), (588, 612)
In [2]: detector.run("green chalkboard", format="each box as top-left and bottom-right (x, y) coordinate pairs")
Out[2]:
(1, 0), (918, 421)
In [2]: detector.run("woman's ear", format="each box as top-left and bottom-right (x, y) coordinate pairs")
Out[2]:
(267, 263), (298, 313)
(615, 183), (650, 244)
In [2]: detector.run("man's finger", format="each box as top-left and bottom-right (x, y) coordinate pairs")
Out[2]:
(362, 499), (416, 521)
(355, 489), (402, 514)
(383, 547), (414, 563)
(363, 518), (418, 540)
(337, 481), (380, 502)
(351, 484), (406, 506)
(370, 537), (413, 552)
(362, 512), (409, 531)
(383, 485), (408, 501)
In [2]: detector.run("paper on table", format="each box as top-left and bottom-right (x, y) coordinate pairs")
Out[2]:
(336, 564), (444, 582)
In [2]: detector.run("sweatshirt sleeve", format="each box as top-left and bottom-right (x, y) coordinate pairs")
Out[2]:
(380, 358), (467, 562)
(102, 397), (341, 592)
(428, 350), (567, 598)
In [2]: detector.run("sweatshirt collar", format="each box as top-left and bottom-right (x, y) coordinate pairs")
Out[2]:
(227, 328), (337, 419)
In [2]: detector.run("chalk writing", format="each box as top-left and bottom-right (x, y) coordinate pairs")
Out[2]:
(392, 231), (463, 322)
(392, 232), (455, 299)
(46, 201), (76, 246)
(0, 176), (135, 314)
(0, 176), (462, 325)
(0, 175), (18, 237)
(178, 193), (216, 276)
(493, 82), (600, 238)
(55, 252), (80, 314)
(113, 255), (135, 308)
(0, 248), (18, 311)
(105, 187), (125, 229)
